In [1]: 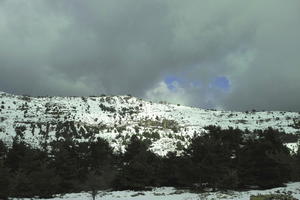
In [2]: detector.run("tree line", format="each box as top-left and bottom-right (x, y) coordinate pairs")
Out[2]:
(0, 126), (300, 199)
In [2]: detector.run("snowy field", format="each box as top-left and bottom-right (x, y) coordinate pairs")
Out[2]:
(11, 182), (300, 200)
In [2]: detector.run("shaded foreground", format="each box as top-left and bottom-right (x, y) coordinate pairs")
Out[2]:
(10, 182), (300, 200)
(1, 126), (300, 199)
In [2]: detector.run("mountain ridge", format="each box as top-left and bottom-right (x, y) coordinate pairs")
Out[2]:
(0, 91), (299, 155)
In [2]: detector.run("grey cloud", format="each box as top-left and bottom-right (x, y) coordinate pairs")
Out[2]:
(0, 0), (299, 111)
(222, 1), (300, 111)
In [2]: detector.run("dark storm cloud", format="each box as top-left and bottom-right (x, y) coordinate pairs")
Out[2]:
(0, 0), (299, 111)
(221, 1), (300, 111)
(0, 0), (175, 96)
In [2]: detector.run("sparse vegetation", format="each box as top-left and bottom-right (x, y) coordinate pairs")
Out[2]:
(250, 194), (297, 200)
(292, 118), (300, 129)
(99, 103), (116, 113)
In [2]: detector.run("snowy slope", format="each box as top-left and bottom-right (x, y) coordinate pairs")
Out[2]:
(0, 91), (299, 155)
(11, 182), (300, 200)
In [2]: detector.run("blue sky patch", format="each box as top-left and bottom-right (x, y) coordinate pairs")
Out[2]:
(212, 76), (230, 91)
(164, 75), (183, 91)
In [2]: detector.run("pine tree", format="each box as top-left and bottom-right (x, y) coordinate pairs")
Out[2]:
(0, 162), (10, 200)
(114, 136), (157, 190)
(237, 128), (291, 188)
(50, 140), (80, 193)
(9, 169), (32, 197)
(185, 127), (242, 190)
(5, 139), (27, 172)
(29, 164), (61, 198)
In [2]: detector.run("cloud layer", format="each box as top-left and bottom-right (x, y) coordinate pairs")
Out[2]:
(0, 0), (299, 111)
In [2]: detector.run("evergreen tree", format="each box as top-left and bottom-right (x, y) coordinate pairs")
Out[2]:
(9, 169), (32, 197)
(157, 152), (183, 186)
(293, 146), (300, 180)
(0, 140), (7, 158)
(0, 162), (10, 200)
(114, 136), (157, 190)
(50, 140), (80, 193)
(89, 138), (114, 172)
(86, 169), (115, 200)
(185, 127), (243, 190)
(5, 139), (27, 172)
(85, 138), (116, 196)
(29, 164), (61, 198)
(237, 128), (291, 188)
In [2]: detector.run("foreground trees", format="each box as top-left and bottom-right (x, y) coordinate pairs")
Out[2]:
(114, 127), (294, 191)
(237, 129), (291, 188)
(0, 137), (116, 198)
(185, 126), (243, 190)
(0, 126), (298, 198)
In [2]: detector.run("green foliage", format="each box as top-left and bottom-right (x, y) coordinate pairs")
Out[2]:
(89, 138), (114, 172)
(0, 164), (10, 200)
(143, 131), (160, 141)
(292, 145), (300, 181)
(0, 126), (297, 198)
(28, 165), (61, 198)
(0, 140), (7, 158)
(292, 118), (300, 129)
(238, 128), (291, 188)
(1, 136), (116, 198)
(116, 125), (127, 133)
(185, 126), (243, 190)
(162, 119), (180, 131)
(114, 136), (158, 190)
(250, 194), (297, 200)
(86, 168), (116, 200)
(99, 103), (116, 112)
(9, 169), (32, 197)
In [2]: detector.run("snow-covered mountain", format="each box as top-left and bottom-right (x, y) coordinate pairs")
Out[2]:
(0, 91), (299, 155)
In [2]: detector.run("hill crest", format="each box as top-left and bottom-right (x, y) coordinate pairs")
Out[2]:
(0, 91), (299, 155)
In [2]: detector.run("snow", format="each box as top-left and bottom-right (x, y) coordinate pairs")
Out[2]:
(285, 142), (299, 154)
(0, 92), (299, 155)
(11, 182), (300, 200)
(1, 92), (300, 199)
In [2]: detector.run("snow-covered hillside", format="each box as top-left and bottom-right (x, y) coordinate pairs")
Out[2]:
(0, 91), (299, 155)
(11, 182), (300, 200)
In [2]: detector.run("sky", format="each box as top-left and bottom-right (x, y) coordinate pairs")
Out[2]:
(0, 0), (300, 111)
